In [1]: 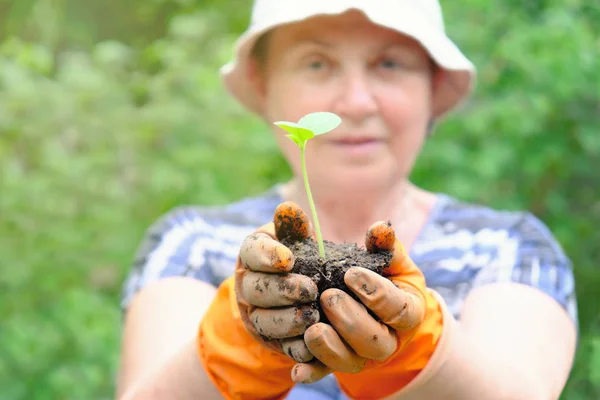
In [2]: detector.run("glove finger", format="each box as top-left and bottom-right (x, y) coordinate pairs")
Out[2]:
(304, 322), (366, 373)
(242, 271), (318, 308)
(381, 239), (426, 284)
(345, 267), (424, 331)
(281, 337), (314, 363)
(320, 289), (397, 360)
(249, 305), (319, 339)
(291, 360), (333, 384)
(240, 232), (295, 273)
(274, 201), (312, 243)
(365, 220), (395, 253)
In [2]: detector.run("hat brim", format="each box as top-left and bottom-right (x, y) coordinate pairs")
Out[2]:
(220, 4), (476, 119)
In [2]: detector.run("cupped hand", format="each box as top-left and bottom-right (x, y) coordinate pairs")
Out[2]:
(289, 217), (428, 385)
(234, 201), (321, 363)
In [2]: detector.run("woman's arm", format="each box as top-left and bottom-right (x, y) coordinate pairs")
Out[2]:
(116, 277), (223, 400)
(385, 282), (577, 400)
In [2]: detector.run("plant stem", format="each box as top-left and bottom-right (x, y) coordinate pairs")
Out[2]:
(301, 142), (326, 260)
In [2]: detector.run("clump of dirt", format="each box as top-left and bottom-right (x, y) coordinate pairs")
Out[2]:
(280, 236), (393, 324)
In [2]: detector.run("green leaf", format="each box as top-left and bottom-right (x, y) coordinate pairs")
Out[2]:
(298, 112), (342, 136)
(273, 121), (315, 145)
(285, 133), (303, 147)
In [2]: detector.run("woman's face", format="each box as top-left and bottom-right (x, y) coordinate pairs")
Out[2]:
(251, 10), (439, 193)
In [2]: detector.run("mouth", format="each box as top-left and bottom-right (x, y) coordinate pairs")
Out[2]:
(330, 137), (382, 145)
(325, 136), (384, 158)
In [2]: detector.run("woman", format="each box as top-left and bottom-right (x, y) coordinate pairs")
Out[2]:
(116, 1), (578, 399)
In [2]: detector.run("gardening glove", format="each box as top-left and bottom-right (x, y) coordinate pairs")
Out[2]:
(287, 209), (447, 399)
(196, 201), (320, 400)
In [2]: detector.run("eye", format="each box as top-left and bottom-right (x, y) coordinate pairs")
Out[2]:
(304, 56), (329, 71)
(308, 60), (325, 70)
(379, 58), (402, 69)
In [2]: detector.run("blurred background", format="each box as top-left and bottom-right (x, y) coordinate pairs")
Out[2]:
(0, 0), (598, 399)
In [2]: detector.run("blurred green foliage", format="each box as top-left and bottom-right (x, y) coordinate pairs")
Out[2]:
(0, 1), (598, 399)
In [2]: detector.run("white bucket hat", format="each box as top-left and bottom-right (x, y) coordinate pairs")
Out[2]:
(220, 0), (477, 119)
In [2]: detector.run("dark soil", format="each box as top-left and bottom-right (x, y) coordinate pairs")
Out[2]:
(280, 236), (393, 324)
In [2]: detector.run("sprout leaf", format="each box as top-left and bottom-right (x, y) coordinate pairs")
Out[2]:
(298, 112), (342, 136)
(273, 121), (315, 146)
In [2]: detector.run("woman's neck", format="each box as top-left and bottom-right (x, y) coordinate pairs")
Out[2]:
(279, 178), (437, 250)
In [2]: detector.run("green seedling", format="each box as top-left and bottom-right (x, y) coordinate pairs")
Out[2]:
(274, 111), (342, 260)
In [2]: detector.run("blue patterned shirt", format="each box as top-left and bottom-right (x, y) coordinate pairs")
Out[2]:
(121, 184), (578, 399)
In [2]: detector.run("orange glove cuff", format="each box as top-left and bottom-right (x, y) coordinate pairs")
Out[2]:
(197, 276), (296, 400)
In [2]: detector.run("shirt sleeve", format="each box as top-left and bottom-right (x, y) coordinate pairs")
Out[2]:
(119, 206), (222, 312)
(473, 212), (578, 327)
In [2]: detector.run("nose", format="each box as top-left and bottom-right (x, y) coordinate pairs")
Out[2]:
(332, 69), (378, 123)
